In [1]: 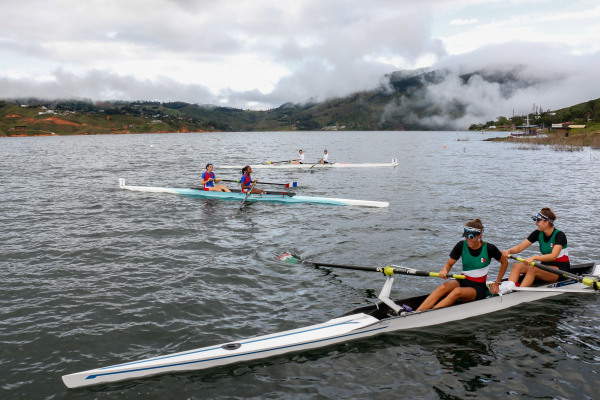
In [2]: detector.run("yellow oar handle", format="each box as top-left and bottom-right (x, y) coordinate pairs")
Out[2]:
(381, 266), (465, 279)
(430, 272), (466, 280)
(512, 255), (537, 266)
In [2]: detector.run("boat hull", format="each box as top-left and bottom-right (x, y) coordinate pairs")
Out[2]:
(221, 158), (399, 169)
(62, 268), (598, 389)
(118, 179), (389, 208)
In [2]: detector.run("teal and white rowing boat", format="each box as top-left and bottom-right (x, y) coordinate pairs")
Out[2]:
(118, 179), (389, 208)
(220, 158), (399, 169)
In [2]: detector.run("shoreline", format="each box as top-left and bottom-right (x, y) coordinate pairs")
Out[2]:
(486, 129), (600, 149)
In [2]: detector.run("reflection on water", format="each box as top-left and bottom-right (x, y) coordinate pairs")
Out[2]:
(1, 131), (599, 399)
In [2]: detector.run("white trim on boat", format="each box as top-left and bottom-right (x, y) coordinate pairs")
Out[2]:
(118, 179), (389, 208)
(220, 158), (399, 169)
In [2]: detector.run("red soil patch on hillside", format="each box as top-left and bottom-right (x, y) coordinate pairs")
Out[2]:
(40, 116), (80, 126)
(5, 114), (22, 118)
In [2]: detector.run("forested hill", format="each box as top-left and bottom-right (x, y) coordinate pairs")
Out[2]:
(2, 66), (598, 136)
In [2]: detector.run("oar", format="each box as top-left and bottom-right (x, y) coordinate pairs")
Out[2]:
(221, 179), (297, 188)
(508, 255), (600, 290)
(278, 253), (466, 279)
(308, 158), (323, 170)
(239, 181), (257, 209)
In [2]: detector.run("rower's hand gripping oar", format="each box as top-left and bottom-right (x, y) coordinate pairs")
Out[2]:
(221, 179), (298, 188)
(508, 255), (600, 290)
(278, 253), (466, 279)
(308, 158), (323, 170)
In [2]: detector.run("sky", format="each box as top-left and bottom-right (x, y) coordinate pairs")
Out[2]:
(1, 0), (599, 124)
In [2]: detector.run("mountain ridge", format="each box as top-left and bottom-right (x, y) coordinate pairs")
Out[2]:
(1, 66), (597, 136)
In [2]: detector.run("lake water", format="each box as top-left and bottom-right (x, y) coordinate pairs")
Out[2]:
(1, 131), (599, 399)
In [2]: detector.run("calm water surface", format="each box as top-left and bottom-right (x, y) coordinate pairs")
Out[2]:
(1, 131), (599, 399)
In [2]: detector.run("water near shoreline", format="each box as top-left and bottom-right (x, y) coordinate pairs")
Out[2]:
(1, 131), (599, 399)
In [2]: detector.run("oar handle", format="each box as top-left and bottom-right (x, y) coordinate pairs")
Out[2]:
(509, 255), (600, 290)
(386, 266), (465, 279)
(429, 272), (466, 280)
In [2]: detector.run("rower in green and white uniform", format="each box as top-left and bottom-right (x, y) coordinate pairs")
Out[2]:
(503, 207), (570, 287)
(417, 219), (508, 311)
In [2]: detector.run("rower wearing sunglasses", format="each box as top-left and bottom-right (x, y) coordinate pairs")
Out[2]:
(502, 207), (569, 287)
(417, 219), (508, 311)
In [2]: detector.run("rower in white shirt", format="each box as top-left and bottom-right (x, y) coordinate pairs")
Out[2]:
(319, 149), (329, 164)
(291, 149), (305, 164)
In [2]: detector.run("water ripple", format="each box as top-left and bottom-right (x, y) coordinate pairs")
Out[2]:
(1, 132), (599, 399)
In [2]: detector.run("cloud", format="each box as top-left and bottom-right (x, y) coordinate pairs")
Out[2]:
(0, 69), (218, 104)
(0, 0), (446, 108)
(381, 42), (600, 129)
(449, 18), (479, 26)
(0, 0), (598, 116)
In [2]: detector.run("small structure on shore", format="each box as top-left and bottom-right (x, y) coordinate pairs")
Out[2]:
(511, 115), (538, 137)
(551, 122), (586, 137)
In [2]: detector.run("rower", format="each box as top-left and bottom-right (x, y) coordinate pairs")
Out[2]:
(291, 150), (304, 164)
(240, 166), (264, 194)
(416, 219), (508, 311)
(201, 163), (231, 192)
(502, 207), (569, 287)
(319, 149), (329, 164)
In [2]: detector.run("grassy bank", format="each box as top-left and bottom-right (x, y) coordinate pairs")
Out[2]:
(488, 124), (600, 150)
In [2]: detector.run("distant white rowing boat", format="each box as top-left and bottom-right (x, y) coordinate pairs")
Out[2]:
(220, 158), (399, 169)
(62, 260), (599, 389)
(118, 179), (389, 208)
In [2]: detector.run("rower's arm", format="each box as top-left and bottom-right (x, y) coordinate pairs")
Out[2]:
(200, 174), (212, 185)
(496, 253), (509, 282)
(503, 239), (532, 257)
(439, 258), (457, 279)
(531, 244), (563, 263)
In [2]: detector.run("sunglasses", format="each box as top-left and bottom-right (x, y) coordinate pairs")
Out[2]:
(531, 213), (550, 222)
(463, 227), (481, 239)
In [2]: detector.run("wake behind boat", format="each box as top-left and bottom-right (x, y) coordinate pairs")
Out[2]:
(220, 158), (399, 169)
(62, 260), (599, 389)
(118, 179), (389, 208)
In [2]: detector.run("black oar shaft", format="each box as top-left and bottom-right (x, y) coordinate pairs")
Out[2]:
(312, 261), (379, 272)
(239, 181), (257, 208)
(509, 255), (578, 280)
(309, 260), (465, 279)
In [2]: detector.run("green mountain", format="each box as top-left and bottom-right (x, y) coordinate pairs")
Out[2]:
(2, 67), (598, 136)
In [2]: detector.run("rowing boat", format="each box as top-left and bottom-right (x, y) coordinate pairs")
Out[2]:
(62, 261), (599, 388)
(220, 158), (399, 169)
(118, 179), (389, 208)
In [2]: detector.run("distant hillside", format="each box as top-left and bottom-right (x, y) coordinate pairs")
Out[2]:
(2, 66), (598, 136)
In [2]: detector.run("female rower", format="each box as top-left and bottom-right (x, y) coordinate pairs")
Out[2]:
(240, 166), (264, 194)
(291, 150), (304, 164)
(502, 207), (569, 287)
(416, 219), (508, 311)
(201, 163), (231, 192)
